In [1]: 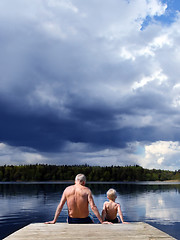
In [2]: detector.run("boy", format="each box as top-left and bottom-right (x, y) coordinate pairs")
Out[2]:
(102, 188), (128, 224)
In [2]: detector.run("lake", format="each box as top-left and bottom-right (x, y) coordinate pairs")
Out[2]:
(0, 182), (180, 240)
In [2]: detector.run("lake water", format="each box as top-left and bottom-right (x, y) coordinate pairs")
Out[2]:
(0, 182), (180, 240)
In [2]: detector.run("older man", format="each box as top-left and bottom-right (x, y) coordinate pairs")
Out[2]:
(45, 174), (104, 224)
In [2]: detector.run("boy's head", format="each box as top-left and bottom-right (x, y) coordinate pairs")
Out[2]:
(106, 188), (117, 201)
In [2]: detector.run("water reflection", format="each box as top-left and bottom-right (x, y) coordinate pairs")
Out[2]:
(0, 182), (180, 239)
(1, 182), (180, 196)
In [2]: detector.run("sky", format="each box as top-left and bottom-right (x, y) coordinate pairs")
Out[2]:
(1, 0), (180, 170)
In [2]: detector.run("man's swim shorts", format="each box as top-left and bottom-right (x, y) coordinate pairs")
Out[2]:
(68, 216), (93, 224)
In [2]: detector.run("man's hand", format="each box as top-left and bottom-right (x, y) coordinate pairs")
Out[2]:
(102, 221), (113, 224)
(44, 220), (56, 224)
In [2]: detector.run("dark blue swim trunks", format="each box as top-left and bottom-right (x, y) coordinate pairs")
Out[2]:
(68, 216), (93, 224)
(105, 217), (119, 223)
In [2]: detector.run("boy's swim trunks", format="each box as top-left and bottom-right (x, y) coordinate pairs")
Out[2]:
(105, 217), (119, 223)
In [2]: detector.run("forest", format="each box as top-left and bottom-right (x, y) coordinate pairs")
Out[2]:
(0, 164), (180, 182)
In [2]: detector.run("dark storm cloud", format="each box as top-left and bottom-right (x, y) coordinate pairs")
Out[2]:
(1, 90), (179, 154)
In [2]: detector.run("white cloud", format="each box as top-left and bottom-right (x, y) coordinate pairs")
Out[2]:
(146, 0), (167, 16)
(46, 0), (79, 13)
(139, 141), (180, 169)
(132, 69), (168, 90)
(0, 143), (48, 165)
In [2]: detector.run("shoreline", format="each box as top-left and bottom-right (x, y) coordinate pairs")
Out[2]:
(0, 180), (180, 184)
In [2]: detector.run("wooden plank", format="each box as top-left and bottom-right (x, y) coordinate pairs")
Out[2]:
(3, 222), (177, 240)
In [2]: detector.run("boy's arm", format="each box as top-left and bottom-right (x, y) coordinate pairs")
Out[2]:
(117, 203), (125, 223)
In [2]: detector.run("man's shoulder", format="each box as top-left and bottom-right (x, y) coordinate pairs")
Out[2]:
(79, 185), (92, 195)
(64, 184), (75, 193)
(83, 185), (91, 190)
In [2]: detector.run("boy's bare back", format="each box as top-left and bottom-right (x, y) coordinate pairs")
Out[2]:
(102, 188), (128, 223)
(103, 200), (119, 220)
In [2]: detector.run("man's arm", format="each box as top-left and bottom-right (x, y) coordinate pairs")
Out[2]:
(101, 202), (106, 221)
(45, 191), (67, 224)
(88, 190), (103, 223)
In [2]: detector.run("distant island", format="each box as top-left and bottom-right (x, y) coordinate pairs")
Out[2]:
(0, 164), (180, 182)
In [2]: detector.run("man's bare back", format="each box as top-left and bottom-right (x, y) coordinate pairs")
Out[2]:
(64, 184), (91, 218)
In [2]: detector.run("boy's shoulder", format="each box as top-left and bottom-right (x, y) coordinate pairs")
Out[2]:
(115, 202), (121, 207)
(103, 201), (109, 207)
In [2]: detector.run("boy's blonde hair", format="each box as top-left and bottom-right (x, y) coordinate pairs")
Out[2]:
(107, 188), (117, 200)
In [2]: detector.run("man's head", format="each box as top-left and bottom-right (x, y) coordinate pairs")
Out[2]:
(107, 188), (117, 201)
(75, 174), (86, 185)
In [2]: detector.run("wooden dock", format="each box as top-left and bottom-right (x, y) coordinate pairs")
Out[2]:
(3, 222), (177, 240)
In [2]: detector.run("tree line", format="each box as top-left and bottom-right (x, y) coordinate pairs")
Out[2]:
(0, 164), (180, 182)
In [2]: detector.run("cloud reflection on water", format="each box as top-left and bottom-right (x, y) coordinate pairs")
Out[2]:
(116, 188), (180, 224)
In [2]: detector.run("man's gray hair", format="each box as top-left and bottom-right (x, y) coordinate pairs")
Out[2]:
(75, 174), (86, 183)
